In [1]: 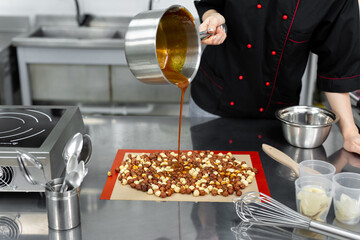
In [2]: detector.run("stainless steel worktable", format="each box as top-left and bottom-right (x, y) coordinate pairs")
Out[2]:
(1, 115), (360, 240)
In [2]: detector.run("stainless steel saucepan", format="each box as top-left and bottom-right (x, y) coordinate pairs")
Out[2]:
(125, 5), (201, 86)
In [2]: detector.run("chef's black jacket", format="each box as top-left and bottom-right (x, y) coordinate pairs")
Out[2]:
(191, 0), (360, 118)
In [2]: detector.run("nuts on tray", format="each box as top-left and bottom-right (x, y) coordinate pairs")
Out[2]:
(115, 151), (257, 198)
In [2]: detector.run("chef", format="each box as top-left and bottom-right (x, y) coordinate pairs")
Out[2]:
(190, 0), (360, 154)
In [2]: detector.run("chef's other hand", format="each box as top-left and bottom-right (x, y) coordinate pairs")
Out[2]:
(343, 131), (360, 155)
(199, 11), (226, 45)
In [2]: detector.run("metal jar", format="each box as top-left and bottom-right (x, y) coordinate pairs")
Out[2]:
(124, 5), (201, 86)
(45, 178), (81, 230)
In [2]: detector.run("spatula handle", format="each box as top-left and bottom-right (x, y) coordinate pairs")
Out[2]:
(262, 144), (299, 177)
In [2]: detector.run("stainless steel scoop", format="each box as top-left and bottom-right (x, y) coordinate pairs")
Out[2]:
(17, 149), (49, 184)
(63, 132), (83, 165)
(16, 155), (54, 191)
(78, 134), (92, 165)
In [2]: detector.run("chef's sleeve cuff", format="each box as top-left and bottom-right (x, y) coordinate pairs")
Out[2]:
(317, 74), (360, 93)
(194, 0), (224, 22)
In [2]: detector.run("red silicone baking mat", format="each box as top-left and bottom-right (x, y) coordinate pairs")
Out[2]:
(100, 149), (270, 201)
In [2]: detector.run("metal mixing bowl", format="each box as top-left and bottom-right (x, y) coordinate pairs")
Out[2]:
(275, 106), (339, 148)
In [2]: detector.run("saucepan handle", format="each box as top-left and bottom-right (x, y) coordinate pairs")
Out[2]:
(199, 23), (227, 40)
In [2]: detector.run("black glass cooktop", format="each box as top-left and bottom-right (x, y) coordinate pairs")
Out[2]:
(0, 108), (65, 148)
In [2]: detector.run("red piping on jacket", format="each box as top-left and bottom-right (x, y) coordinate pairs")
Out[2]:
(265, 0), (301, 113)
(199, 66), (224, 90)
(317, 73), (360, 80)
(288, 38), (308, 44)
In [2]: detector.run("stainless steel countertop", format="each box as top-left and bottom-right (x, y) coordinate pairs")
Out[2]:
(1, 115), (360, 240)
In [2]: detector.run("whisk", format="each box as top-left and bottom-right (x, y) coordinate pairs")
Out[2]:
(231, 221), (305, 240)
(233, 192), (360, 240)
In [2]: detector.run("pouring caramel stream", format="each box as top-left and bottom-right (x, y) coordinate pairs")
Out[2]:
(156, 8), (194, 161)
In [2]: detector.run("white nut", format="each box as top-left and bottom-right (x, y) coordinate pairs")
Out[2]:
(193, 189), (200, 197)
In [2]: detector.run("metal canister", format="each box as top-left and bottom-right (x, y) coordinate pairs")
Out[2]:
(124, 5), (201, 86)
(45, 178), (81, 230)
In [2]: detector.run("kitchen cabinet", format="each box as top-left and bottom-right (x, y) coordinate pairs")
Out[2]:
(29, 64), (111, 103)
(111, 65), (189, 103)
(28, 63), (189, 104)
(0, 16), (30, 105)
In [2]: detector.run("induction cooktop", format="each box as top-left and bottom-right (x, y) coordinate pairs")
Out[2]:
(0, 105), (84, 192)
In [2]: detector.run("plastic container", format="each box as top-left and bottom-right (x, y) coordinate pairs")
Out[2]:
(295, 175), (333, 222)
(45, 178), (81, 230)
(299, 160), (336, 180)
(333, 172), (360, 225)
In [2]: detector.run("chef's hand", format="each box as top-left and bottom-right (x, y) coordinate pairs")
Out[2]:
(326, 92), (360, 154)
(200, 10), (227, 45)
(343, 131), (360, 154)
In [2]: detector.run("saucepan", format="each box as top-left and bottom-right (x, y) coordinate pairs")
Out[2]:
(125, 5), (203, 87)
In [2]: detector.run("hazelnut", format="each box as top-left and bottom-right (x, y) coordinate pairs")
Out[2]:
(236, 190), (242, 196)
(107, 171), (112, 177)
(160, 192), (167, 198)
(141, 184), (148, 192)
(115, 167), (120, 173)
(211, 189), (218, 196)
